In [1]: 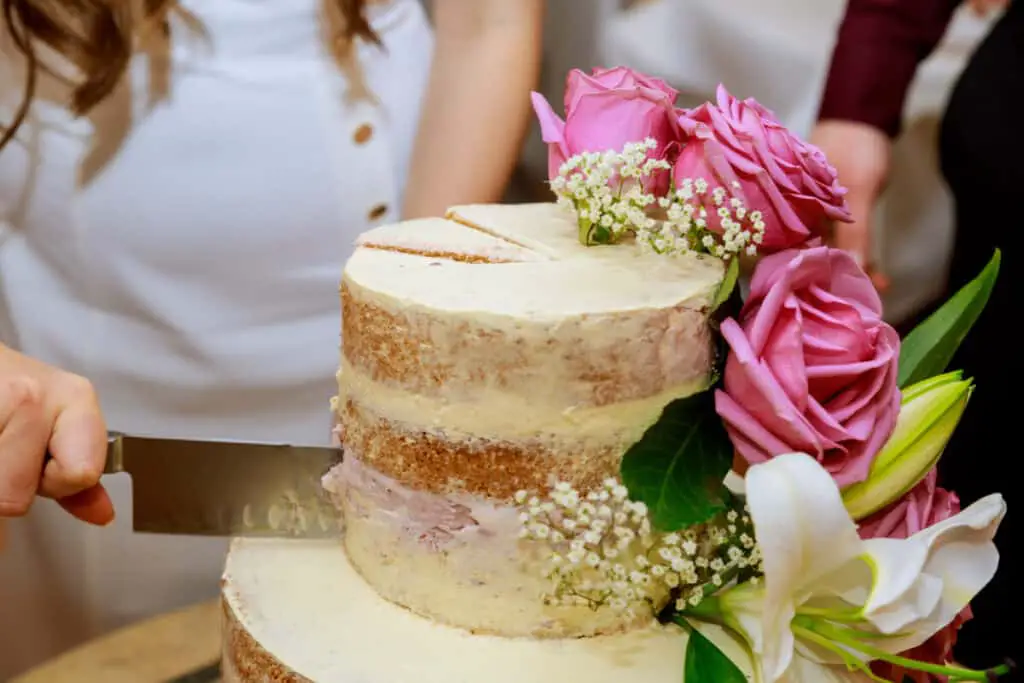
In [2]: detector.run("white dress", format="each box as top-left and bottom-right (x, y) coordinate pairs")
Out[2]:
(0, 0), (433, 675)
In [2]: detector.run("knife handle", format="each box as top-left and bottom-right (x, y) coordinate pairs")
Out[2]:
(103, 431), (126, 475)
(40, 431), (125, 477)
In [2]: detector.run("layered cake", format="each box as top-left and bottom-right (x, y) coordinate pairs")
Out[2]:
(220, 202), (745, 681)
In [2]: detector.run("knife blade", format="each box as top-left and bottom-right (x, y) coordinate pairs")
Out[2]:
(103, 431), (344, 538)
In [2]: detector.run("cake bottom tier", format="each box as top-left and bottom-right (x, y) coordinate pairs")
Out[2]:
(221, 539), (756, 683)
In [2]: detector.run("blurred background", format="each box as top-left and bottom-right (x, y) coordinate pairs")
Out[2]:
(0, 0), (1000, 679)
(511, 0), (996, 327)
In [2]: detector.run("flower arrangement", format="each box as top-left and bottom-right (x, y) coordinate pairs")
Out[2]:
(522, 67), (1009, 682)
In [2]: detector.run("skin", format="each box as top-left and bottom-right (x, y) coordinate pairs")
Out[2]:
(967, 0), (1008, 14)
(810, 120), (892, 292)
(0, 344), (113, 525)
(401, 0), (545, 218)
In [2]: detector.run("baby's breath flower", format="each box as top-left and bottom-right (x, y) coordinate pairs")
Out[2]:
(550, 138), (671, 247)
(635, 177), (767, 261)
(513, 482), (764, 620)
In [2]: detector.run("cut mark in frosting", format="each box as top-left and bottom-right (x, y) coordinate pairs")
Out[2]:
(355, 215), (547, 264)
(361, 244), (514, 264)
(445, 209), (535, 251)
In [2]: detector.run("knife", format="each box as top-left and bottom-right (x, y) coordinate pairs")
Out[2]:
(102, 431), (344, 539)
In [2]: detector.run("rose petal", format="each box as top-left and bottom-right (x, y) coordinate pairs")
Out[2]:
(531, 91), (569, 180)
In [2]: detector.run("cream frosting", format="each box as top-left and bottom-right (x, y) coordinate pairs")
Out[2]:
(221, 538), (757, 683)
(337, 357), (711, 443)
(344, 216), (724, 319)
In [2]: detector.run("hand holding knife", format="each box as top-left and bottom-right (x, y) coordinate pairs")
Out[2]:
(2, 345), (344, 538)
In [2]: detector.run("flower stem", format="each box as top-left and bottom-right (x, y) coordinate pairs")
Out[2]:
(794, 618), (1014, 681)
(794, 605), (865, 623)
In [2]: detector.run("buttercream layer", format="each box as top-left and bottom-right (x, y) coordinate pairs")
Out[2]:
(221, 538), (759, 683)
(339, 397), (617, 499)
(337, 361), (709, 498)
(341, 278), (716, 408)
(323, 456), (647, 637)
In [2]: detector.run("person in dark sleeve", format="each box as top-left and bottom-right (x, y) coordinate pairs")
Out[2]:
(812, 0), (1020, 676)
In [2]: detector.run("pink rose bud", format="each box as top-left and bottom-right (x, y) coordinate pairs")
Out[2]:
(675, 85), (853, 252)
(531, 67), (683, 194)
(715, 246), (901, 487)
(859, 469), (972, 683)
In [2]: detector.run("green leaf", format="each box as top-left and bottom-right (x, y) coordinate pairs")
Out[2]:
(710, 257), (740, 313)
(897, 249), (1000, 388)
(684, 625), (747, 683)
(620, 392), (734, 531)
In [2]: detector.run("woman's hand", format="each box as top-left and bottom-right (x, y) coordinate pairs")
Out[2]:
(967, 0), (1009, 16)
(810, 119), (892, 291)
(0, 345), (113, 525)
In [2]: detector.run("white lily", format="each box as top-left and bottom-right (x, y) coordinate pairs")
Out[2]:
(842, 371), (973, 519)
(693, 453), (1006, 683)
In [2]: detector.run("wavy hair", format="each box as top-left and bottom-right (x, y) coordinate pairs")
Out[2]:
(0, 0), (378, 150)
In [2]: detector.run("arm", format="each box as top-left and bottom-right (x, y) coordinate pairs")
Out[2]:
(812, 0), (960, 287)
(818, 0), (961, 137)
(401, 0), (544, 219)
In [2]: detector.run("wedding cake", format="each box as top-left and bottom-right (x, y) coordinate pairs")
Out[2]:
(220, 202), (741, 681)
(220, 68), (1007, 683)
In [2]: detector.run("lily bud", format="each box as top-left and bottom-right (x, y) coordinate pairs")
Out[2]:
(843, 371), (973, 520)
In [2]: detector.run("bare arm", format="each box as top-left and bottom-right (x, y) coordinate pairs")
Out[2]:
(401, 0), (544, 219)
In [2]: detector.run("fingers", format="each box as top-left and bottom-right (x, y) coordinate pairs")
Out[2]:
(811, 120), (891, 291)
(0, 344), (113, 524)
(968, 0), (1008, 15)
(57, 484), (115, 526)
(0, 377), (51, 517)
(40, 374), (108, 502)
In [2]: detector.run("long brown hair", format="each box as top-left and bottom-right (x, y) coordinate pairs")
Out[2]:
(0, 0), (379, 150)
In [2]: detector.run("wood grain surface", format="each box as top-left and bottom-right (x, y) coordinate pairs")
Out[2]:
(10, 600), (221, 683)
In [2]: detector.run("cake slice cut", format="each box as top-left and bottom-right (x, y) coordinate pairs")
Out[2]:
(357, 216), (547, 264)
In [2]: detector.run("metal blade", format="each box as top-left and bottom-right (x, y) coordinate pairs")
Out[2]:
(104, 432), (344, 538)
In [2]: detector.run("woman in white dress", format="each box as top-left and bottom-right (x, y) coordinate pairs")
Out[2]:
(0, 0), (543, 676)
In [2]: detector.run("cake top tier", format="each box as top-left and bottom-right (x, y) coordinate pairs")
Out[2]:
(343, 203), (725, 318)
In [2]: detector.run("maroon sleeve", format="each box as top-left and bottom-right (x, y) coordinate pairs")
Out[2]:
(818, 0), (962, 138)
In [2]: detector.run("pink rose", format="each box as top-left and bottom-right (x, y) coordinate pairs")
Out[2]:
(674, 85), (852, 251)
(714, 246), (901, 487)
(531, 67), (683, 193)
(860, 469), (972, 683)
(857, 468), (961, 540)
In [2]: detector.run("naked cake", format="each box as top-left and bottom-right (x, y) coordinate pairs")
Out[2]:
(219, 202), (734, 681)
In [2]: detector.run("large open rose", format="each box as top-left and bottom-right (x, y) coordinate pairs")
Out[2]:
(858, 469), (972, 683)
(715, 246), (901, 486)
(675, 85), (852, 251)
(531, 67), (682, 193)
